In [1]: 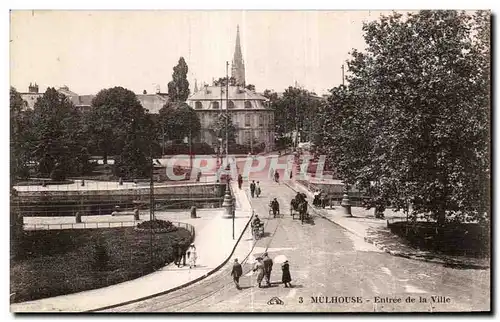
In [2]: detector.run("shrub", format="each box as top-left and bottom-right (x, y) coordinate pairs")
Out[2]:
(50, 168), (66, 181)
(91, 239), (109, 271)
(136, 219), (178, 232)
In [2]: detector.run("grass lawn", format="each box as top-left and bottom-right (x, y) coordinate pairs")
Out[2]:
(10, 227), (193, 303)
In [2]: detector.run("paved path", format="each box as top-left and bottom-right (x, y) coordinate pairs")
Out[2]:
(105, 175), (490, 312)
(11, 201), (253, 312)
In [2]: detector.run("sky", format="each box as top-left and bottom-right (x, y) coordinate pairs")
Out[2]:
(8, 10), (405, 96)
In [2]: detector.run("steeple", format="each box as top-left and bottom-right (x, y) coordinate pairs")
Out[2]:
(194, 79), (198, 93)
(231, 25), (246, 87)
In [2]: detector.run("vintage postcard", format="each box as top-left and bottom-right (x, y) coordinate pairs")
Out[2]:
(9, 10), (491, 313)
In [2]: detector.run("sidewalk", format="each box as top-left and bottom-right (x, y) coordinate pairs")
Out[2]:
(286, 180), (490, 269)
(11, 191), (253, 312)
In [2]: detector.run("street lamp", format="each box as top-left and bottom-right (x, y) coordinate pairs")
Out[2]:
(341, 183), (352, 216)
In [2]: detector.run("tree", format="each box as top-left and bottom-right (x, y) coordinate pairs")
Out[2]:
(209, 113), (237, 146)
(30, 88), (84, 180)
(268, 87), (321, 146)
(167, 57), (190, 102)
(10, 87), (32, 183)
(90, 87), (154, 178)
(157, 102), (201, 142)
(318, 10), (490, 225)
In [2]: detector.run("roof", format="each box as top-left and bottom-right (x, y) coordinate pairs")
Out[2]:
(57, 86), (79, 97)
(77, 95), (94, 106)
(188, 86), (268, 101)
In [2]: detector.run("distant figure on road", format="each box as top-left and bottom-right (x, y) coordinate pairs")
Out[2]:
(231, 258), (243, 290)
(250, 180), (256, 198)
(270, 198), (280, 218)
(256, 181), (261, 198)
(282, 260), (292, 288)
(237, 174), (243, 189)
(187, 244), (197, 269)
(263, 252), (273, 287)
(196, 171), (202, 182)
(253, 257), (265, 288)
(313, 189), (320, 207)
(274, 170), (280, 183)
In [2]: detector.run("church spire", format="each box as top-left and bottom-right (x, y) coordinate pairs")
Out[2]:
(194, 79), (198, 93)
(231, 25), (246, 87)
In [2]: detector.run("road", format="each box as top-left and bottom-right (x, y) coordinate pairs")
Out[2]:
(105, 169), (490, 313)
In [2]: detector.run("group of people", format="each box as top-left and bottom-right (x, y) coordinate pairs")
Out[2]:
(230, 253), (292, 290)
(249, 180), (262, 198)
(174, 243), (198, 269)
(313, 189), (329, 208)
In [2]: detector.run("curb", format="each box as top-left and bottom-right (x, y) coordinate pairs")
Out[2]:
(87, 214), (252, 312)
(285, 181), (490, 269)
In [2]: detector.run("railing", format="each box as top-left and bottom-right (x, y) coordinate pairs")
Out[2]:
(23, 220), (196, 237)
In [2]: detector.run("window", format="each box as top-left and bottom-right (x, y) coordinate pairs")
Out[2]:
(245, 130), (252, 143)
(259, 114), (263, 127)
(245, 101), (252, 109)
(227, 100), (235, 109)
(245, 114), (251, 127)
(195, 101), (203, 109)
(212, 101), (220, 109)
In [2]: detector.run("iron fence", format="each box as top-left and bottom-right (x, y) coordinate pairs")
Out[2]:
(24, 220), (196, 235)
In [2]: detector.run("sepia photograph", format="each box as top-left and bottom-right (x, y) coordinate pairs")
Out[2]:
(8, 8), (491, 313)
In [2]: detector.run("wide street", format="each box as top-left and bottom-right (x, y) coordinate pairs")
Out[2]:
(107, 164), (490, 313)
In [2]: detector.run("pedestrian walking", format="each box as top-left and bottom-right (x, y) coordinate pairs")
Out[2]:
(250, 180), (256, 198)
(262, 252), (273, 287)
(237, 174), (243, 189)
(274, 170), (280, 183)
(320, 191), (327, 209)
(174, 244), (182, 267)
(256, 181), (262, 198)
(253, 257), (265, 288)
(282, 260), (292, 288)
(231, 258), (243, 290)
(187, 244), (197, 268)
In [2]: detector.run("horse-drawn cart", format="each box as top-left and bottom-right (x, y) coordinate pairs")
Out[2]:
(290, 194), (310, 224)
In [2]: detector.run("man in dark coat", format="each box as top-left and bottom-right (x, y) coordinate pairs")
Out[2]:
(175, 244), (183, 267)
(262, 252), (273, 287)
(250, 180), (256, 198)
(282, 260), (292, 288)
(231, 258), (243, 290)
(237, 174), (243, 189)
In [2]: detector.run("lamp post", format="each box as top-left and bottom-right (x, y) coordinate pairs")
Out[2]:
(341, 183), (352, 216)
(221, 182), (235, 239)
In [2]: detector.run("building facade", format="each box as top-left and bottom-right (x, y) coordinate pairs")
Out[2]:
(187, 85), (274, 151)
(19, 84), (168, 114)
(186, 26), (275, 152)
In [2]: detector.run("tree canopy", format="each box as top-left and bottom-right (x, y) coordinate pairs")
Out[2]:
(157, 102), (201, 142)
(90, 86), (154, 178)
(315, 10), (490, 224)
(167, 57), (190, 102)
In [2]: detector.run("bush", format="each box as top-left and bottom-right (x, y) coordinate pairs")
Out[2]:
(10, 227), (193, 303)
(91, 239), (109, 271)
(50, 168), (66, 181)
(136, 219), (178, 232)
(163, 142), (214, 155)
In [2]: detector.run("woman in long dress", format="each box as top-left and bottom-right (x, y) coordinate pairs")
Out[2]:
(282, 260), (292, 287)
(253, 257), (265, 288)
(188, 244), (197, 268)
